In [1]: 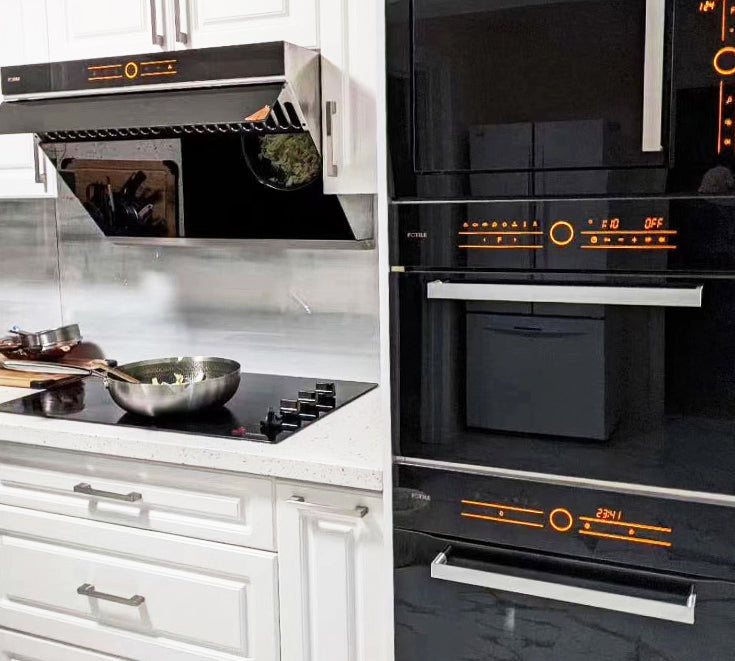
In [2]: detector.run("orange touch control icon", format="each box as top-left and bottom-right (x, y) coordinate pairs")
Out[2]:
(549, 220), (575, 247)
(715, 47), (735, 76)
(124, 61), (139, 80)
(549, 508), (574, 532)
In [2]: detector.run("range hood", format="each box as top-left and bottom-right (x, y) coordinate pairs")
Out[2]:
(0, 42), (371, 244)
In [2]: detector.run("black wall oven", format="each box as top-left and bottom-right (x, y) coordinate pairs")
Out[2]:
(387, 0), (735, 198)
(388, 3), (735, 658)
(391, 198), (735, 659)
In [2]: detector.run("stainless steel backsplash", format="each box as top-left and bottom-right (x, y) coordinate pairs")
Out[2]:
(0, 189), (379, 382)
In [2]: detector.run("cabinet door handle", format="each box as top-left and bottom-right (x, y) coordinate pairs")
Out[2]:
(77, 583), (145, 607)
(426, 281), (703, 308)
(150, 0), (165, 47)
(431, 547), (696, 624)
(73, 482), (142, 502)
(641, 0), (666, 152)
(32, 136), (46, 191)
(174, 0), (189, 45)
(325, 100), (338, 177)
(287, 495), (368, 518)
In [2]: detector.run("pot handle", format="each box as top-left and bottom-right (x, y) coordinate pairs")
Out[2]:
(1, 361), (95, 377)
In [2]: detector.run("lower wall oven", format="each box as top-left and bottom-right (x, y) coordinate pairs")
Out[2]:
(393, 466), (735, 661)
(390, 197), (735, 659)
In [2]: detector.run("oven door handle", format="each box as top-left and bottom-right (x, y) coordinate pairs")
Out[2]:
(431, 547), (696, 624)
(426, 282), (703, 308)
(642, 0), (666, 152)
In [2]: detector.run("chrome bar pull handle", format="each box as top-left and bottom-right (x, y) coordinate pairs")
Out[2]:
(642, 0), (666, 152)
(74, 482), (142, 502)
(174, 0), (189, 45)
(77, 583), (145, 607)
(431, 548), (695, 624)
(287, 495), (368, 518)
(150, 0), (165, 47)
(426, 282), (703, 308)
(32, 136), (46, 189)
(325, 100), (338, 177)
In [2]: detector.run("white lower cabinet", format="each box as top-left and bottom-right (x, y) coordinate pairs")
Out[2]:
(0, 443), (386, 661)
(0, 505), (279, 661)
(276, 483), (384, 661)
(0, 628), (127, 660)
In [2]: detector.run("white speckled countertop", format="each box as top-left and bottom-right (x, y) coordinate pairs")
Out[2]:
(0, 385), (385, 491)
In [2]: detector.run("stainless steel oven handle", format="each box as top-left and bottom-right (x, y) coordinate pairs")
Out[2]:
(426, 282), (703, 308)
(642, 0), (666, 152)
(431, 549), (696, 624)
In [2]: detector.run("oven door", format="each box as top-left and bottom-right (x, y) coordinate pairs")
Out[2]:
(392, 273), (735, 497)
(394, 529), (735, 661)
(387, 0), (724, 197)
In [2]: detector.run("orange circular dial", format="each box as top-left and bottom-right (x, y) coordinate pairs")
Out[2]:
(124, 61), (139, 79)
(714, 47), (735, 76)
(549, 220), (575, 247)
(549, 508), (574, 532)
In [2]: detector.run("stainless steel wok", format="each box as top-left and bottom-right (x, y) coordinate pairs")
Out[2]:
(3, 356), (241, 418)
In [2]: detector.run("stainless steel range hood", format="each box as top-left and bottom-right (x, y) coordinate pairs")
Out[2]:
(0, 42), (372, 244)
(0, 42), (320, 149)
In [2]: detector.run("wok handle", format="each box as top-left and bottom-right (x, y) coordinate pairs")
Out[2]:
(88, 361), (140, 384)
(1, 361), (94, 376)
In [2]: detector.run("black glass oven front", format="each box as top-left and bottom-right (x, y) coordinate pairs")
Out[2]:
(387, 0), (733, 197)
(391, 199), (735, 497)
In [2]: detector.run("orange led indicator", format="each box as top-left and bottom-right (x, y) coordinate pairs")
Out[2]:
(578, 516), (671, 533)
(549, 220), (574, 247)
(579, 530), (672, 548)
(714, 46), (735, 76)
(461, 512), (544, 528)
(124, 61), (139, 79)
(549, 508), (573, 532)
(461, 500), (543, 514)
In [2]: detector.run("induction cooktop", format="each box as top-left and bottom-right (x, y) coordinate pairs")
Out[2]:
(0, 373), (377, 443)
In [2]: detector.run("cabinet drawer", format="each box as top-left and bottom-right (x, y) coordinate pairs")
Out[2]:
(0, 444), (274, 550)
(0, 505), (279, 661)
(0, 628), (127, 661)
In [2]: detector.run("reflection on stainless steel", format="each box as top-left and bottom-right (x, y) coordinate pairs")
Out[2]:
(54, 185), (379, 382)
(0, 187), (379, 384)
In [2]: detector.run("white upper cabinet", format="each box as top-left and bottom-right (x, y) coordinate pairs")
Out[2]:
(0, 0), (55, 198)
(178, 0), (318, 49)
(45, 0), (169, 59)
(319, 0), (378, 194)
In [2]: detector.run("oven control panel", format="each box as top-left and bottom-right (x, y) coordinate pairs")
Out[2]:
(459, 213), (678, 252)
(395, 465), (735, 580)
(460, 499), (672, 549)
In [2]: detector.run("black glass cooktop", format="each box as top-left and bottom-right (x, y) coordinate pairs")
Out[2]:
(0, 373), (377, 443)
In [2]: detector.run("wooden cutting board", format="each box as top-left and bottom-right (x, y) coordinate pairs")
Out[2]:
(0, 369), (81, 389)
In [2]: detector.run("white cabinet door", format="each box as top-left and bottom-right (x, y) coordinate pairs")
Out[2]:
(0, 628), (125, 661)
(45, 0), (169, 60)
(319, 0), (378, 194)
(0, 0), (55, 198)
(180, 0), (318, 49)
(276, 483), (385, 661)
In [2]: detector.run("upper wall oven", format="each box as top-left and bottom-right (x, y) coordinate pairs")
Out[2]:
(387, 0), (729, 198)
